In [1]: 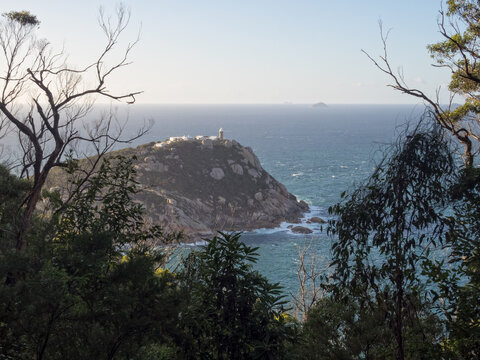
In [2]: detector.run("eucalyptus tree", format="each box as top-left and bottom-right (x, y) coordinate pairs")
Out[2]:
(327, 123), (454, 360)
(0, 157), (180, 359)
(364, 0), (480, 168)
(178, 232), (296, 360)
(0, 7), (145, 253)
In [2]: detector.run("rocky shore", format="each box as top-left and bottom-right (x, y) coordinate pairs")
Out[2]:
(132, 137), (309, 240)
(49, 136), (310, 241)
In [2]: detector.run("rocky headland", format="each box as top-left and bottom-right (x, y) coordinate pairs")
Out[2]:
(49, 136), (309, 241)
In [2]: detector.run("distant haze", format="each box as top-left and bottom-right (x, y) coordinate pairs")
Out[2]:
(8, 0), (453, 104)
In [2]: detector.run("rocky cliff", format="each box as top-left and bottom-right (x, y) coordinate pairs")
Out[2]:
(51, 137), (309, 241)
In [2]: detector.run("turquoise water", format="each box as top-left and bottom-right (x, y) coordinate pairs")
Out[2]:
(123, 104), (426, 296)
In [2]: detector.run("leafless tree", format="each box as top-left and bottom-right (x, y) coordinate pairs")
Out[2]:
(292, 238), (326, 321)
(363, 19), (478, 168)
(0, 6), (147, 253)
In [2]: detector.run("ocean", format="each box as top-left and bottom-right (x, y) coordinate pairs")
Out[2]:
(2, 103), (426, 297)
(122, 104), (426, 297)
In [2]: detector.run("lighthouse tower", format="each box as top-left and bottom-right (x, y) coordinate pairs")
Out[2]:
(219, 128), (224, 140)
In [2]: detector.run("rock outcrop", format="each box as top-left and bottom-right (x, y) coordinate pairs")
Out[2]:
(291, 226), (313, 234)
(49, 138), (309, 241)
(307, 216), (326, 224)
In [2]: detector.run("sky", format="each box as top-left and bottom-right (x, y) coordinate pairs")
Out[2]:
(2, 0), (454, 104)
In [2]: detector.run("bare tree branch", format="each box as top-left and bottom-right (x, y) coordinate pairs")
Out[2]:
(0, 5), (147, 253)
(363, 21), (477, 167)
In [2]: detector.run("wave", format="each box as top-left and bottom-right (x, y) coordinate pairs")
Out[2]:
(245, 206), (330, 236)
(180, 240), (208, 247)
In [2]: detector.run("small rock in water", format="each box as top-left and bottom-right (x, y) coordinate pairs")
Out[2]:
(291, 226), (313, 234)
(307, 216), (326, 224)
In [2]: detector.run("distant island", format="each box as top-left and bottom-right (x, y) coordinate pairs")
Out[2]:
(46, 131), (309, 241)
(312, 102), (328, 108)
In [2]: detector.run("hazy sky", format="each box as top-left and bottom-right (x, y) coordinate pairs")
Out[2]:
(5, 0), (454, 104)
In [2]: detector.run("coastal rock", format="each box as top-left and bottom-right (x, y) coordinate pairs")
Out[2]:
(46, 138), (309, 242)
(299, 200), (309, 210)
(240, 147), (261, 168)
(248, 168), (260, 179)
(210, 168), (225, 180)
(307, 216), (326, 224)
(231, 163), (244, 175)
(291, 226), (313, 234)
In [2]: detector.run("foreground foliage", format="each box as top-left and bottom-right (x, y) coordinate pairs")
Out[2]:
(326, 124), (452, 359)
(178, 232), (297, 360)
(0, 158), (296, 360)
(295, 122), (480, 360)
(0, 158), (180, 359)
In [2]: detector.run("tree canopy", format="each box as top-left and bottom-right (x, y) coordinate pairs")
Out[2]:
(364, 0), (480, 168)
(0, 6), (145, 254)
(2, 11), (39, 26)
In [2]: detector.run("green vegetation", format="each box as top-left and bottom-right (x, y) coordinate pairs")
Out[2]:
(0, 158), (295, 359)
(2, 1), (480, 359)
(2, 11), (39, 26)
(366, 0), (480, 168)
(177, 232), (296, 359)
(293, 124), (480, 360)
(8, 122), (480, 359)
(0, 158), (181, 359)
(312, 124), (451, 359)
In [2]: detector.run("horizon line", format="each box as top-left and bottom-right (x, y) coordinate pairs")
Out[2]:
(92, 102), (435, 106)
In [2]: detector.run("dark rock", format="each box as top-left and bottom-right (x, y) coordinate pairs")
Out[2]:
(291, 226), (313, 234)
(299, 200), (309, 210)
(307, 216), (326, 224)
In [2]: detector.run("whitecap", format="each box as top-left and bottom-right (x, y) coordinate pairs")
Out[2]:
(181, 240), (208, 247)
(247, 221), (292, 235)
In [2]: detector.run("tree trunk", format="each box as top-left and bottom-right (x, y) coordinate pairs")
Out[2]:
(15, 178), (44, 253)
(395, 272), (405, 360)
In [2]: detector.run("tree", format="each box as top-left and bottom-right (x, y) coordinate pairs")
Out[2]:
(0, 7), (146, 254)
(292, 238), (325, 322)
(422, 166), (480, 358)
(0, 164), (30, 251)
(3, 10), (39, 26)
(363, 3), (480, 354)
(364, 0), (480, 168)
(326, 123), (453, 360)
(295, 296), (396, 360)
(0, 156), (180, 359)
(177, 232), (297, 360)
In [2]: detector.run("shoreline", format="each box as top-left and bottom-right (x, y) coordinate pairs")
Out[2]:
(178, 205), (327, 245)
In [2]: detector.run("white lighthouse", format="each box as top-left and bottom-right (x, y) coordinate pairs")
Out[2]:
(219, 127), (224, 140)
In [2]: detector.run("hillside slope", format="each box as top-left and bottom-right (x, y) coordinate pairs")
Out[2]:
(49, 137), (309, 240)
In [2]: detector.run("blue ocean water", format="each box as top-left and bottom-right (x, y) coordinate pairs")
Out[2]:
(0, 104), (426, 295)
(122, 104), (426, 296)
